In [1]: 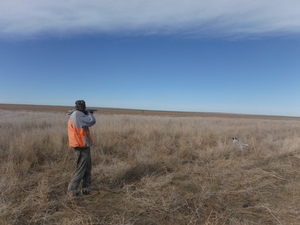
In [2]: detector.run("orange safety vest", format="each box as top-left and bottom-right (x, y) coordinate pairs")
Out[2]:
(68, 120), (93, 148)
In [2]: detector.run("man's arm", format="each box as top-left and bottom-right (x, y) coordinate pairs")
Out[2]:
(81, 113), (96, 127)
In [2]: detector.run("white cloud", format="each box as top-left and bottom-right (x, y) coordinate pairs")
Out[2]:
(1, 0), (300, 39)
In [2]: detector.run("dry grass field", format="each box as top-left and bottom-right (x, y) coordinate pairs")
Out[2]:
(1, 104), (300, 224)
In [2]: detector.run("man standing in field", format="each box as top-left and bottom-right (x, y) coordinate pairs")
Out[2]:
(67, 100), (96, 199)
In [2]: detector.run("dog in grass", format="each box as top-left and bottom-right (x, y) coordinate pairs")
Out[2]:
(232, 137), (248, 150)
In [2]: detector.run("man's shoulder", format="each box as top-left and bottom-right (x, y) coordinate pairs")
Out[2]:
(73, 110), (85, 115)
(69, 110), (85, 118)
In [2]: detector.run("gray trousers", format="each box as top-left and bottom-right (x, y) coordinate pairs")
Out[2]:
(68, 147), (92, 192)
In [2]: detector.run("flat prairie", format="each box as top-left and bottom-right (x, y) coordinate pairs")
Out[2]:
(1, 104), (300, 225)
(0, 103), (299, 119)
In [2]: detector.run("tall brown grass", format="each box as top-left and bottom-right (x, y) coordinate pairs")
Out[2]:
(1, 109), (300, 224)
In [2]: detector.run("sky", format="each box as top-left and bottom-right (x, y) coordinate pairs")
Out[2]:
(1, 0), (300, 116)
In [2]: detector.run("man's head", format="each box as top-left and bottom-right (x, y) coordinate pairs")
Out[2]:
(75, 100), (86, 112)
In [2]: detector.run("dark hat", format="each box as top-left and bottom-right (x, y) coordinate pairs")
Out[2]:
(75, 100), (86, 111)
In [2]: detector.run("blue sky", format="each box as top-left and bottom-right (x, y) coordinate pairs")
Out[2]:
(1, 1), (300, 116)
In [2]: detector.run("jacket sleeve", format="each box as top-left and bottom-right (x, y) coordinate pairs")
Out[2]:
(79, 112), (96, 127)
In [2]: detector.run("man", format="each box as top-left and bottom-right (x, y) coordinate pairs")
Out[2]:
(67, 100), (96, 199)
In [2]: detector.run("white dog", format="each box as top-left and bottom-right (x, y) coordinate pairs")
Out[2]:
(232, 137), (248, 149)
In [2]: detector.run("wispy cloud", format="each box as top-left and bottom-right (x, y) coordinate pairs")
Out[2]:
(1, 0), (300, 39)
